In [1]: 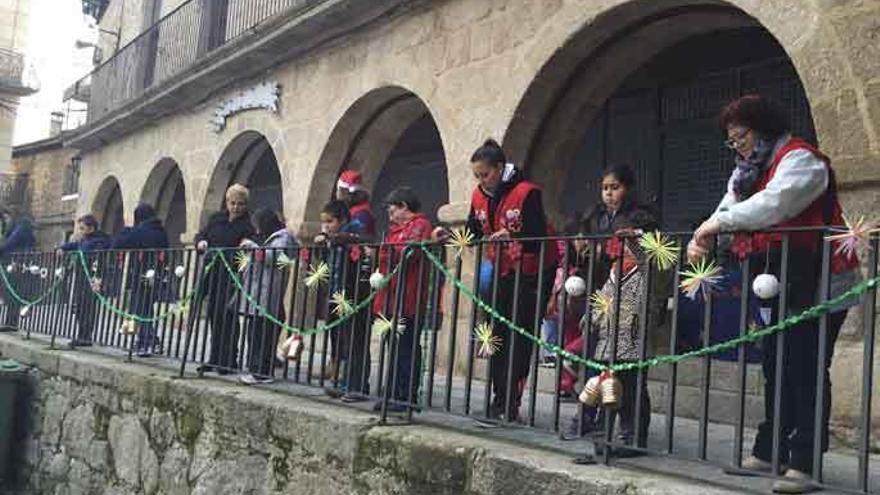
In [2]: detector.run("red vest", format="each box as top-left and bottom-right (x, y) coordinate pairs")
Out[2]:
(471, 181), (556, 276)
(372, 213), (433, 317)
(736, 138), (858, 273)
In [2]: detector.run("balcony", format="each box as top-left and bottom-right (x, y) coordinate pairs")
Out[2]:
(67, 0), (409, 151)
(0, 48), (39, 96)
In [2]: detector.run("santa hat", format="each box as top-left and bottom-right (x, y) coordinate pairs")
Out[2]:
(337, 170), (364, 192)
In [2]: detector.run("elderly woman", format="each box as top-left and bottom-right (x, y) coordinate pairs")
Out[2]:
(689, 95), (860, 494)
(195, 184), (255, 375)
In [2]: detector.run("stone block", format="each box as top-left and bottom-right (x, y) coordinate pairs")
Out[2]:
(159, 442), (191, 495)
(191, 456), (268, 495)
(812, 89), (871, 159)
(828, 5), (880, 84)
(107, 414), (160, 494)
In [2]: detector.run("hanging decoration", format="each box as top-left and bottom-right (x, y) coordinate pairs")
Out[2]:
(304, 261), (330, 288)
(369, 271), (387, 290)
(19, 305), (30, 318)
(330, 291), (355, 317)
(142, 269), (156, 284)
(174, 265), (186, 278)
(39, 268), (48, 279)
(679, 258), (723, 300)
(639, 231), (680, 271)
(275, 252), (297, 271)
(28, 265), (40, 275)
(118, 319), (137, 335)
(233, 251), (251, 273)
(590, 291), (613, 322)
(473, 321), (501, 356)
(826, 215), (880, 259)
(54, 267), (64, 278)
(564, 275), (587, 297)
(371, 314), (398, 338)
(446, 227), (475, 258)
(752, 273), (780, 300)
(578, 371), (622, 410)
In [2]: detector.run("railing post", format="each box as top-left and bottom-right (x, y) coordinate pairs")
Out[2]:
(197, 0), (229, 56)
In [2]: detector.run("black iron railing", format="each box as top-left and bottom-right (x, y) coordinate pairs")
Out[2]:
(1, 229), (877, 493)
(72, 0), (308, 122)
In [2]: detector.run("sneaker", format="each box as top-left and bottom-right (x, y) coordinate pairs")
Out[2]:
(772, 469), (816, 494)
(239, 374), (275, 385)
(561, 416), (600, 441)
(341, 393), (369, 403)
(136, 350), (153, 358)
(724, 455), (777, 477)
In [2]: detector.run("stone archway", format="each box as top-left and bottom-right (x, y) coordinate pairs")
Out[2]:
(141, 158), (187, 245)
(92, 176), (124, 236)
(201, 130), (283, 228)
(305, 86), (449, 235)
(502, 0), (816, 229)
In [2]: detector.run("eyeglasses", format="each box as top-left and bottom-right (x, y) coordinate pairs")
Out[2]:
(725, 129), (750, 150)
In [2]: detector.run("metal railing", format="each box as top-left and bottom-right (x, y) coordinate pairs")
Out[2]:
(71, 0), (306, 122)
(1, 229), (878, 493)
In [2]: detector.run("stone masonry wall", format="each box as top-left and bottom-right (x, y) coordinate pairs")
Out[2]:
(0, 334), (737, 495)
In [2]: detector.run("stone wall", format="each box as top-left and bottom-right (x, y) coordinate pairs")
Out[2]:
(0, 334), (738, 495)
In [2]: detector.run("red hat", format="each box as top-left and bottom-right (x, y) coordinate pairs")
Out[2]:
(337, 170), (364, 192)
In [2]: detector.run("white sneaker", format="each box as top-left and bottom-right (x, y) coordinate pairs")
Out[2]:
(772, 469), (816, 494)
(239, 374), (274, 385)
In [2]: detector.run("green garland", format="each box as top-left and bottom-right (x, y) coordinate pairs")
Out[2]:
(418, 245), (880, 373)
(0, 261), (71, 307)
(74, 250), (213, 324)
(216, 249), (405, 337)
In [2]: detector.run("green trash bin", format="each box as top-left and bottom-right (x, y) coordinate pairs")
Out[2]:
(0, 359), (25, 489)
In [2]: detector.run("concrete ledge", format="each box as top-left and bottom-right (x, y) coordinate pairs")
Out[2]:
(0, 334), (742, 494)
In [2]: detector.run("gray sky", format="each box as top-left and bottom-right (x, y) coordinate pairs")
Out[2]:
(14, 0), (94, 145)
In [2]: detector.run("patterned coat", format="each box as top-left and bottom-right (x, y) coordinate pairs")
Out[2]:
(588, 264), (647, 362)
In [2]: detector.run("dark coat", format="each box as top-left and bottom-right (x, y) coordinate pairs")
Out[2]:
(111, 218), (170, 250)
(60, 231), (111, 253)
(195, 211), (255, 250)
(0, 219), (35, 259)
(580, 201), (657, 288)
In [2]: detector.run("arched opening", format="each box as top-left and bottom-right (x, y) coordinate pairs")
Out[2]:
(306, 87), (449, 235)
(504, 1), (816, 230)
(141, 158), (187, 245)
(202, 131), (283, 227)
(92, 176), (124, 236)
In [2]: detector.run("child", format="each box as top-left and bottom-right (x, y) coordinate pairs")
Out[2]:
(316, 200), (372, 401)
(586, 222), (653, 454)
(372, 187), (433, 413)
(560, 165), (658, 440)
(236, 209), (298, 385)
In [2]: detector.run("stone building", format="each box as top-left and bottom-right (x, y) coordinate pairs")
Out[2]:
(0, 0), (38, 175)
(9, 134), (79, 248)
(61, 0), (880, 439)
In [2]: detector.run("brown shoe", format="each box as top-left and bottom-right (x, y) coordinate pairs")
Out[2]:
(772, 469), (817, 494)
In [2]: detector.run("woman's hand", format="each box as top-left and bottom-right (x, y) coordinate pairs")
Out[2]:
(488, 229), (511, 241)
(686, 238), (710, 264)
(693, 217), (721, 246)
(431, 226), (450, 242)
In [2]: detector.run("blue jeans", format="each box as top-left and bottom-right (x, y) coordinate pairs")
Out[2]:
(540, 318), (558, 359)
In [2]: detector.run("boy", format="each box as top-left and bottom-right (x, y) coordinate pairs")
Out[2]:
(317, 200), (372, 401)
(58, 214), (111, 347)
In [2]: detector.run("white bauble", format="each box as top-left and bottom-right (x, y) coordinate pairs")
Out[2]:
(564, 275), (587, 297)
(144, 269), (156, 280)
(19, 306), (30, 318)
(752, 273), (780, 300)
(28, 265), (40, 275)
(5, 264), (13, 273)
(174, 265), (186, 278)
(369, 271), (385, 289)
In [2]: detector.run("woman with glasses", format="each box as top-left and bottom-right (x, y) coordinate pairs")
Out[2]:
(688, 94), (860, 494)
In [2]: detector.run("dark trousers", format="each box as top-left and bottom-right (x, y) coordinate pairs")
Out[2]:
(490, 272), (552, 418)
(1, 271), (21, 329)
(74, 290), (97, 343)
(205, 276), (241, 370)
(613, 367), (651, 446)
(129, 291), (157, 353)
(247, 313), (280, 377)
(334, 289), (372, 394)
(750, 245), (846, 474)
(752, 310), (846, 473)
(390, 317), (422, 404)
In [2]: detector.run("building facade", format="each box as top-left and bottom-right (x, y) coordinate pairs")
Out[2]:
(64, 0), (880, 430)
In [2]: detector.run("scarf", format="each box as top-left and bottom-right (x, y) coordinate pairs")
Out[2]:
(731, 137), (775, 200)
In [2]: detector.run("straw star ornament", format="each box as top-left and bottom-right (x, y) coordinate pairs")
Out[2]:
(234, 251), (251, 272)
(304, 261), (330, 288)
(474, 322), (501, 357)
(275, 252), (297, 271)
(590, 291), (613, 322)
(826, 215), (880, 260)
(639, 231), (680, 271)
(330, 291), (355, 317)
(371, 314), (401, 337)
(679, 258), (724, 300)
(446, 227), (475, 258)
